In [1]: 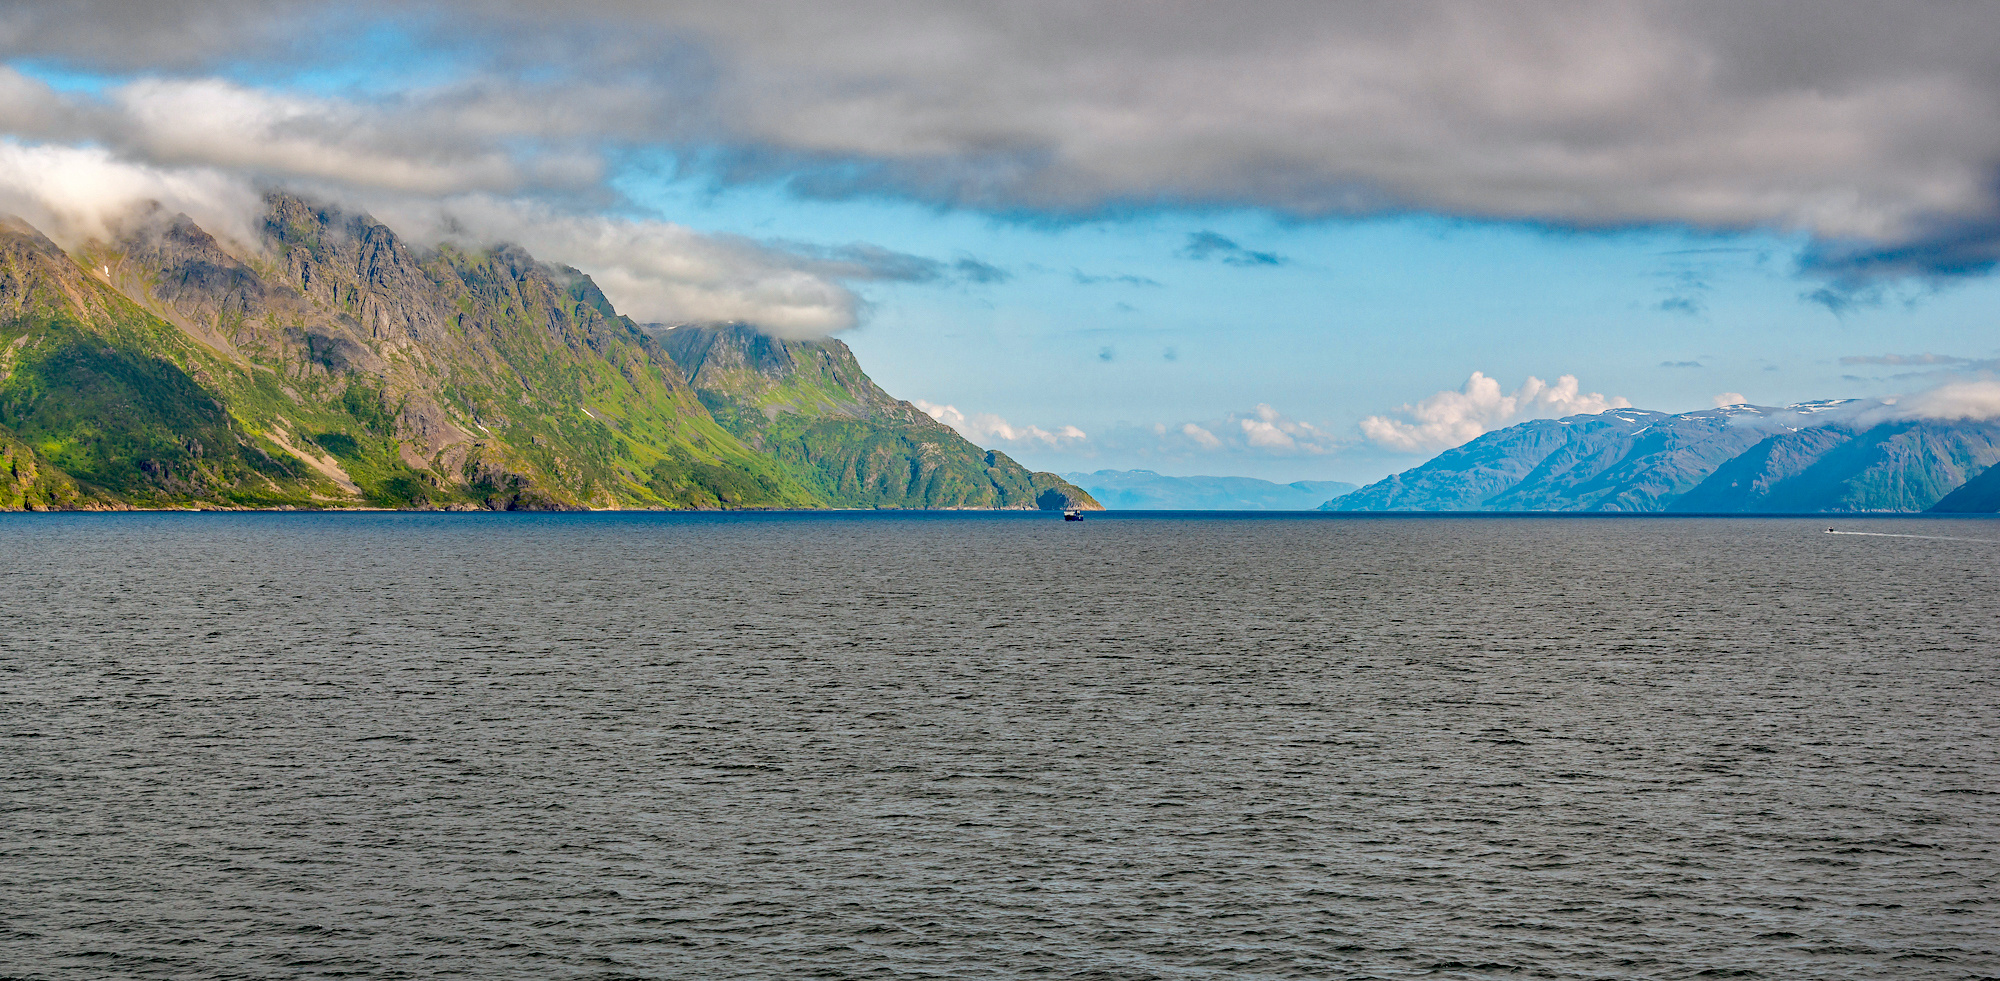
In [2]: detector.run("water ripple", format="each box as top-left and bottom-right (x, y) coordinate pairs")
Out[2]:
(1, 512), (1996, 980)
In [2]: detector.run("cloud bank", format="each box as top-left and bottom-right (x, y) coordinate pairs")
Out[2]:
(0, 1), (1994, 289)
(1361, 372), (1632, 452)
(1882, 380), (2000, 423)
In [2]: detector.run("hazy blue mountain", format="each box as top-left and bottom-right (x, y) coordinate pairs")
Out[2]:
(1929, 461), (2000, 512)
(1324, 402), (2000, 513)
(1671, 417), (2000, 512)
(1063, 470), (1355, 510)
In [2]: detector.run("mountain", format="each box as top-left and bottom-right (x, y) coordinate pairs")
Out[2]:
(1062, 470), (1354, 509)
(661, 324), (1096, 509)
(0, 215), (314, 509)
(0, 194), (1087, 511)
(1325, 402), (2000, 513)
(1929, 461), (2000, 512)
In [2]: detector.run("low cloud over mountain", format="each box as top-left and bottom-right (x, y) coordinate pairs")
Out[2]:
(1360, 372), (1632, 453)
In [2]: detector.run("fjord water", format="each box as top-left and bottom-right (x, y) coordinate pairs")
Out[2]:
(2, 513), (1995, 980)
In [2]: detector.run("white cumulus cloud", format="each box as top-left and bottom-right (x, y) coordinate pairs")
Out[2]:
(915, 400), (1087, 448)
(1361, 372), (1631, 452)
(1146, 405), (1338, 457)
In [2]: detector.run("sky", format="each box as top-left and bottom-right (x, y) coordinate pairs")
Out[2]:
(0, 0), (1997, 482)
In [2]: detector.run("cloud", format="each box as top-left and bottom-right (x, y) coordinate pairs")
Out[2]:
(0, 139), (262, 247)
(1179, 231), (1285, 266)
(1180, 423), (1223, 450)
(1841, 352), (1974, 366)
(952, 257), (1009, 283)
(111, 77), (548, 195)
(1834, 350), (2000, 382)
(369, 195), (913, 337)
(1360, 372), (1632, 452)
(3, 2), (1999, 284)
(1882, 380), (2000, 422)
(1072, 270), (1161, 287)
(916, 400), (1341, 464)
(1660, 360), (1704, 368)
(0, 141), (882, 335)
(1165, 405), (1340, 456)
(1713, 392), (1748, 407)
(914, 399), (1087, 448)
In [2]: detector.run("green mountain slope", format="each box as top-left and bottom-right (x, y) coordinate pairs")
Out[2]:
(75, 197), (818, 510)
(660, 323), (1097, 509)
(0, 217), (326, 507)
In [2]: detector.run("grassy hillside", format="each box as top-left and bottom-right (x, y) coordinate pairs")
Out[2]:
(661, 323), (1097, 509)
(0, 218), (330, 508)
(55, 197), (823, 509)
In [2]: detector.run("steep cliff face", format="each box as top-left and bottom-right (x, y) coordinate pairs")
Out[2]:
(63, 195), (817, 509)
(0, 218), (324, 507)
(1325, 402), (2000, 513)
(661, 323), (1098, 509)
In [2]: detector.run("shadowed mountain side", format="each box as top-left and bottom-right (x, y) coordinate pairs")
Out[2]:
(660, 323), (1097, 509)
(1929, 461), (2000, 512)
(1064, 470), (1354, 510)
(1326, 403), (2000, 513)
(1670, 420), (2000, 513)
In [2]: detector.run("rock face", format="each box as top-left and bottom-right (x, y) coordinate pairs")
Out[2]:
(661, 323), (1098, 509)
(0, 195), (1085, 511)
(1062, 470), (1354, 510)
(1325, 403), (2000, 513)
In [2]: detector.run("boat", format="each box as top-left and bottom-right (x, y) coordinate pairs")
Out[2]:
(1063, 508), (1084, 521)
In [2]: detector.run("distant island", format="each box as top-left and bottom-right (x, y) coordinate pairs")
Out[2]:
(0, 195), (1096, 512)
(1063, 470), (1354, 510)
(1326, 403), (2000, 513)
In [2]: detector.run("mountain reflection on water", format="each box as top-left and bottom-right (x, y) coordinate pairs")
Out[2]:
(3, 512), (1995, 980)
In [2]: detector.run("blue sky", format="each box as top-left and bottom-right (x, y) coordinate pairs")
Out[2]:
(1, 2), (1997, 482)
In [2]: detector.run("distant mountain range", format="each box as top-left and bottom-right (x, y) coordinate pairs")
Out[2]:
(0, 195), (1096, 511)
(1064, 470), (1355, 510)
(1323, 403), (2000, 513)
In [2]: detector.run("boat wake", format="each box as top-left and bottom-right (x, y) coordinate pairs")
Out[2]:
(1824, 530), (1999, 544)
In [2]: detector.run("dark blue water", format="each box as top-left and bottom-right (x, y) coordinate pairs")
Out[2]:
(2, 512), (1996, 980)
